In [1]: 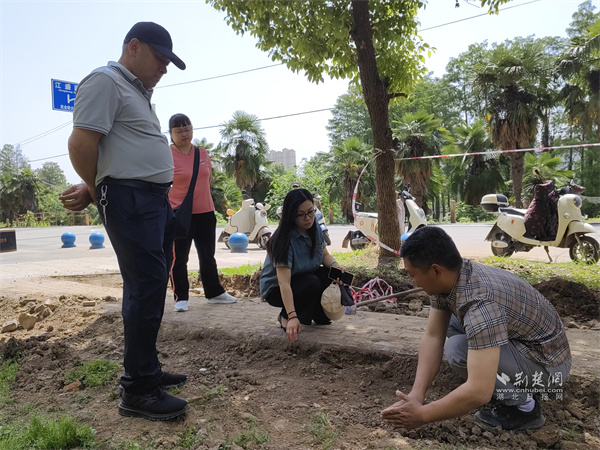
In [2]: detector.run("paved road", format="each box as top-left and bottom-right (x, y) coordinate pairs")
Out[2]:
(1, 223), (599, 279)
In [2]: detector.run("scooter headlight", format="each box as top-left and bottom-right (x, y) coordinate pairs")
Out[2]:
(260, 210), (267, 217)
(565, 195), (582, 209)
(418, 209), (426, 219)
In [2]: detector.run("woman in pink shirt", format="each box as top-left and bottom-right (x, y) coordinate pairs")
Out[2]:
(168, 113), (237, 311)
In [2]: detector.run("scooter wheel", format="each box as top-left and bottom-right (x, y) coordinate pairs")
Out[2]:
(223, 235), (231, 249)
(349, 231), (367, 251)
(324, 231), (331, 246)
(490, 232), (514, 257)
(569, 235), (600, 264)
(258, 233), (271, 249)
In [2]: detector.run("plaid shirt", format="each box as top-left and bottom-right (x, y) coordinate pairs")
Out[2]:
(432, 259), (571, 367)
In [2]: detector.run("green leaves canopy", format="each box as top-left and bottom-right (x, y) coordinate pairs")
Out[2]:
(209, 0), (429, 94)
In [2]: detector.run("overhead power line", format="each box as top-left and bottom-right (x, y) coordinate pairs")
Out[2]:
(191, 107), (334, 131)
(419, 0), (542, 32)
(157, 63), (284, 89)
(29, 107), (335, 163)
(17, 0), (543, 155)
(29, 152), (69, 163)
(17, 121), (72, 147)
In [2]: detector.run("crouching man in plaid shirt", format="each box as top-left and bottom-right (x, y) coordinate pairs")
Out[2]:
(381, 226), (571, 431)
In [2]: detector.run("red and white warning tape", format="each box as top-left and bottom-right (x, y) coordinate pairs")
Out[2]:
(351, 277), (397, 305)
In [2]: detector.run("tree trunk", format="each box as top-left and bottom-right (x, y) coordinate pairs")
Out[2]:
(342, 176), (355, 223)
(351, 0), (401, 261)
(541, 112), (550, 148)
(510, 152), (525, 208)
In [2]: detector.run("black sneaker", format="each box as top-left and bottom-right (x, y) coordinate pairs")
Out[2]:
(475, 399), (545, 430)
(159, 371), (187, 388)
(119, 387), (188, 421)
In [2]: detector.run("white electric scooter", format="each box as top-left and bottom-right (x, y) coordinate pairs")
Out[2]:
(218, 198), (272, 249)
(342, 188), (427, 250)
(481, 184), (599, 263)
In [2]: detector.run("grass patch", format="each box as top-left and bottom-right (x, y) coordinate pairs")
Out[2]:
(218, 263), (262, 277)
(479, 256), (600, 289)
(232, 426), (270, 448)
(64, 359), (120, 388)
(0, 415), (96, 450)
(219, 416), (270, 449)
(0, 357), (20, 403)
(309, 410), (337, 449)
(178, 426), (206, 448)
(114, 441), (144, 450)
(331, 247), (600, 291)
(190, 385), (225, 408)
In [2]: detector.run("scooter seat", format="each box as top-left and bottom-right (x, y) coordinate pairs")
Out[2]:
(498, 207), (527, 216)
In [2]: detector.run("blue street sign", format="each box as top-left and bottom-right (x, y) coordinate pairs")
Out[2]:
(51, 79), (78, 112)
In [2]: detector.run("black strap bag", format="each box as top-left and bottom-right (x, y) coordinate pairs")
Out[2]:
(173, 146), (200, 240)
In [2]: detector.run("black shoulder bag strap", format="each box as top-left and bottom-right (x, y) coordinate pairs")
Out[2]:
(186, 146), (200, 198)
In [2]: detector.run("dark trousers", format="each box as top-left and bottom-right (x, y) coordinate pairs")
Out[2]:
(444, 315), (571, 405)
(265, 266), (331, 325)
(96, 183), (174, 394)
(170, 211), (224, 300)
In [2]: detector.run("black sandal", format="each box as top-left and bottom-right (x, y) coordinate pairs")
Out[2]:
(277, 312), (287, 331)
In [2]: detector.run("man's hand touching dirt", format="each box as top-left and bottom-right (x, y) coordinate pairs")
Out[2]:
(381, 390), (427, 429)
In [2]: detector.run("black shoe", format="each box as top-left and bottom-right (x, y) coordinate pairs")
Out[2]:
(159, 371), (187, 388)
(118, 371), (186, 397)
(475, 399), (545, 430)
(119, 387), (188, 421)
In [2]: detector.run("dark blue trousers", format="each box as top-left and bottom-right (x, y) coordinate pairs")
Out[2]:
(97, 183), (175, 394)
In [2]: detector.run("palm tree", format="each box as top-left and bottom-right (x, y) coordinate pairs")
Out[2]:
(443, 119), (506, 206)
(472, 38), (553, 208)
(522, 152), (574, 198)
(324, 137), (373, 223)
(556, 28), (600, 139)
(393, 110), (449, 213)
(556, 24), (600, 196)
(215, 111), (269, 196)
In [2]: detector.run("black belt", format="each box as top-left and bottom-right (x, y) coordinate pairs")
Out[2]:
(101, 177), (172, 195)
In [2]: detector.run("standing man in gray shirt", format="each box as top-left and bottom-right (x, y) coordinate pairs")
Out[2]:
(60, 22), (188, 421)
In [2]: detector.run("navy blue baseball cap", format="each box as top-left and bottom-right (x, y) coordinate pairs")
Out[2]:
(124, 22), (186, 70)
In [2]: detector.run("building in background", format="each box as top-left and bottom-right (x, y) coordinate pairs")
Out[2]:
(266, 148), (296, 170)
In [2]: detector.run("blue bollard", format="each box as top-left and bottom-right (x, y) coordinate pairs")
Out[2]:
(228, 232), (249, 253)
(89, 232), (105, 249)
(61, 232), (76, 248)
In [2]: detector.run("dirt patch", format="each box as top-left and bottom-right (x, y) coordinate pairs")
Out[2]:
(535, 278), (600, 325)
(1, 273), (599, 449)
(2, 315), (600, 449)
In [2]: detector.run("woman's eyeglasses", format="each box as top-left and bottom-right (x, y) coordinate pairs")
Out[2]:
(172, 126), (193, 135)
(296, 207), (316, 219)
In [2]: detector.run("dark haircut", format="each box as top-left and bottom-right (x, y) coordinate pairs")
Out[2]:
(168, 113), (192, 130)
(267, 188), (317, 265)
(399, 226), (462, 271)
